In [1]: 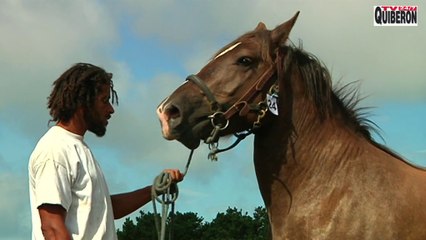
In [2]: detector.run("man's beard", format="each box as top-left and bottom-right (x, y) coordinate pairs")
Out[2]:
(84, 108), (106, 137)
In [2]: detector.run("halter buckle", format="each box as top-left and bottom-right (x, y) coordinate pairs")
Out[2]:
(208, 111), (229, 130)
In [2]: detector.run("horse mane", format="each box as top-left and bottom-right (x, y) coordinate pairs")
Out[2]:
(281, 44), (377, 139)
(282, 43), (420, 165)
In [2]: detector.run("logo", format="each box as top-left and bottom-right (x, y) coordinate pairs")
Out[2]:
(374, 6), (418, 26)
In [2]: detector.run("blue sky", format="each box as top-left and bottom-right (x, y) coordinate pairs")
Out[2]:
(0, 1), (425, 239)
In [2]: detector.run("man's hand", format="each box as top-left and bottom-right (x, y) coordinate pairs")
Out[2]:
(163, 169), (184, 182)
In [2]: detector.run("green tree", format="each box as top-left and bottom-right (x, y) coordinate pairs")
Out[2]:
(117, 218), (138, 240)
(117, 206), (271, 240)
(252, 206), (271, 240)
(202, 207), (255, 240)
(169, 211), (204, 240)
(117, 211), (158, 240)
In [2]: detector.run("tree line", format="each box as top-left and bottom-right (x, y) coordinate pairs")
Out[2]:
(117, 206), (271, 240)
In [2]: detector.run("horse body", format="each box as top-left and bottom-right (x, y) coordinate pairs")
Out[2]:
(254, 98), (426, 239)
(156, 12), (426, 239)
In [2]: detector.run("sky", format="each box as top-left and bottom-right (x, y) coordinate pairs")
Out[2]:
(0, 0), (425, 239)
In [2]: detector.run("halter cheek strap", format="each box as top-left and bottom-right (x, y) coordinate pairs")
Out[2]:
(222, 65), (276, 120)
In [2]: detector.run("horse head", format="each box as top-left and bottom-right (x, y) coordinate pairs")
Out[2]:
(157, 12), (299, 150)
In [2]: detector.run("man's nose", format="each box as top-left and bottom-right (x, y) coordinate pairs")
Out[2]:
(109, 103), (115, 114)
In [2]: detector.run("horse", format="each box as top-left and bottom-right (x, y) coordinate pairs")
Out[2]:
(156, 12), (426, 239)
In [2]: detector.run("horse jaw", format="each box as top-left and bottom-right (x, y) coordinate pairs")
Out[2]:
(177, 135), (201, 150)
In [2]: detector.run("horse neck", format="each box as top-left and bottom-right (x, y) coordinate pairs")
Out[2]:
(253, 62), (367, 185)
(253, 97), (367, 227)
(289, 101), (363, 175)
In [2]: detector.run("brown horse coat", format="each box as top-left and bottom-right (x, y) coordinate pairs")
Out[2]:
(157, 12), (426, 239)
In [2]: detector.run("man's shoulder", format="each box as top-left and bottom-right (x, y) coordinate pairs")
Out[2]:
(34, 127), (69, 150)
(38, 126), (84, 146)
(30, 126), (84, 166)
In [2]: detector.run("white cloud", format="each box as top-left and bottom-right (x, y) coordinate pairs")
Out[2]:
(118, 0), (425, 100)
(0, 1), (116, 68)
(0, 0), (119, 112)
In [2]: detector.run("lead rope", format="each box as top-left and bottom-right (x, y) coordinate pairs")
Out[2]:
(151, 149), (194, 240)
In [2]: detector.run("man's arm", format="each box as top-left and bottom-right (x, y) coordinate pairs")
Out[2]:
(38, 204), (72, 240)
(111, 186), (152, 219)
(111, 169), (184, 219)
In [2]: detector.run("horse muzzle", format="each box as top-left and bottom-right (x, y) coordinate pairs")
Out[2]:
(157, 100), (204, 149)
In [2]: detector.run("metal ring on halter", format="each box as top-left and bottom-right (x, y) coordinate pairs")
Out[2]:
(208, 111), (229, 130)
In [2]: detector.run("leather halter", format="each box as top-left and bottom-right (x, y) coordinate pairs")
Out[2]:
(185, 63), (277, 160)
(186, 74), (220, 112)
(186, 64), (276, 124)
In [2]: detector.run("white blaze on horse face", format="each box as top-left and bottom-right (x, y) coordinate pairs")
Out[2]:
(179, 80), (189, 88)
(157, 96), (170, 115)
(214, 42), (242, 60)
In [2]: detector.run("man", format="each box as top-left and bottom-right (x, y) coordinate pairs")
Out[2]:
(28, 63), (183, 239)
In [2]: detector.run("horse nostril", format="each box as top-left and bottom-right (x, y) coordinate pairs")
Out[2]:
(165, 104), (181, 120)
(158, 102), (183, 128)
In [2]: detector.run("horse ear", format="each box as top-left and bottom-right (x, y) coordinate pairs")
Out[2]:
(255, 22), (267, 31)
(271, 11), (300, 47)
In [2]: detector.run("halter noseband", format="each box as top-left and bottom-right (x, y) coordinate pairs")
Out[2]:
(186, 75), (220, 112)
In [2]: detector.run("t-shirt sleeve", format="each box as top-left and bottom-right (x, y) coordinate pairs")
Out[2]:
(32, 158), (72, 211)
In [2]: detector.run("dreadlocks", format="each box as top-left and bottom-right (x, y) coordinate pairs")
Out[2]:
(47, 63), (118, 123)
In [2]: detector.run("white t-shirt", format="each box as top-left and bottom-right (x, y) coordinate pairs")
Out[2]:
(29, 126), (117, 240)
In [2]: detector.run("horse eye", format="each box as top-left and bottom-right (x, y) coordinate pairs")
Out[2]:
(237, 57), (253, 66)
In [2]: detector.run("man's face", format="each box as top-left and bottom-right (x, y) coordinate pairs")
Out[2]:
(85, 84), (114, 137)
